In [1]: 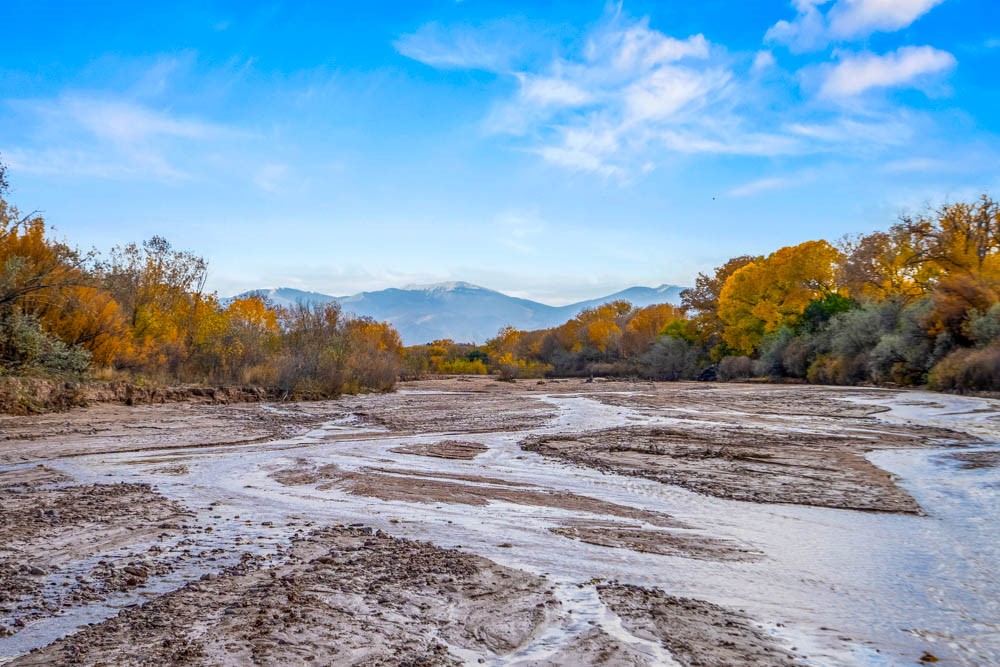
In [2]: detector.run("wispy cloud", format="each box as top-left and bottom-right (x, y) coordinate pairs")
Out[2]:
(767, 0), (947, 52)
(1, 147), (167, 180)
(407, 11), (761, 176)
(786, 115), (914, 147)
(401, 7), (952, 178)
(817, 46), (956, 97)
(765, 0), (830, 53)
(728, 176), (796, 197)
(48, 95), (228, 144)
(395, 20), (530, 71)
(882, 157), (950, 173)
(7, 92), (241, 181)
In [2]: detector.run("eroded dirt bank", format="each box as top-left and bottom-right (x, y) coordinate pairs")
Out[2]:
(0, 376), (283, 417)
(0, 377), (997, 665)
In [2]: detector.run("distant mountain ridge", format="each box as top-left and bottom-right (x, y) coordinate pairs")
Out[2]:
(230, 282), (686, 345)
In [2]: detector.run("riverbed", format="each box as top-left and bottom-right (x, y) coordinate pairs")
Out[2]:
(1, 378), (997, 665)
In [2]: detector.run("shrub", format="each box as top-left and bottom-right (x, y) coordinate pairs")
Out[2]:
(437, 358), (488, 375)
(493, 353), (550, 381)
(0, 312), (91, 375)
(966, 304), (1000, 348)
(755, 327), (795, 378)
(639, 337), (699, 381)
(806, 354), (852, 384)
(928, 344), (1000, 391)
(718, 355), (753, 380)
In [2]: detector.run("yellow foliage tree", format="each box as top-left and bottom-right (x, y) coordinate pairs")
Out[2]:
(681, 255), (761, 342)
(343, 318), (403, 391)
(718, 240), (844, 354)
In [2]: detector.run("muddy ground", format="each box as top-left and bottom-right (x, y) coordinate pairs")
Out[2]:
(9, 526), (799, 667)
(0, 465), (192, 637)
(521, 381), (973, 513)
(0, 382), (551, 465)
(271, 459), (686, 529)
(0, 376), (994, 665)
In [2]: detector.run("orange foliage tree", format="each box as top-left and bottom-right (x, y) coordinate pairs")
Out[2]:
(1, 197), (127, 368)
(622, 303), (687, 357)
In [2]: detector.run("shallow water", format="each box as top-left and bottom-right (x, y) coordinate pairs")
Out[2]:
(1, 389), (998, 665)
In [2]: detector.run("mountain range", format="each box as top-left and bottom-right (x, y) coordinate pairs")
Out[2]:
(230, 282), (686, 345)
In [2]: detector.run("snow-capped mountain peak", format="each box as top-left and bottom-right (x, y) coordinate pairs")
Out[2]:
(400, 281), (487, 292)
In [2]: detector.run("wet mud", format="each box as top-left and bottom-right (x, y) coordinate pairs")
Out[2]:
(390, 439), (488, 460)
(10, 526), (795, 667)
(0, 377), (997, 665)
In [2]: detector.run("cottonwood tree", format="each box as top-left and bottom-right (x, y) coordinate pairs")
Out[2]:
(718, 240), (843, 354)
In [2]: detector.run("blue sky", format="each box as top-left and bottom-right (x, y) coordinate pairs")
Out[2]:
(1, 1), (997, 304)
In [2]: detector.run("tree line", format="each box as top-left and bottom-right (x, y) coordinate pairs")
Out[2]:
(5, 155), (997, 393)
(0, 162), (401, 395)
(427, 194), (1000, 391)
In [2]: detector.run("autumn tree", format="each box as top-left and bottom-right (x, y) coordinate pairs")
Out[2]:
(901, 196), (1000, 281)
(1, 205), (89, 314)
(681, 255), (760, 346)
(100, 236), (208, 371)
(838, 229), (929, 303)
(878, 197), (1000, 346)
(343, 318), (403, 391)
(621, 303), (686, 357)
(34, 286), (126, 367)
(576, 301), (630, 357)
(1, 177), (125, 370)
(718, 240), (843, 354)
(222, 295), (281, 372)
(486, 325), (551, 379)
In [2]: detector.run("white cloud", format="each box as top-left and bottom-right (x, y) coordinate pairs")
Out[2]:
(818, 46), (956, 97)
(55, 96), (225, 145)
(1, 147), (169, 180)
(657, 129), (801, 156)
(728, 165), (828, 197)
(402, 7), (958, 177)
(585, 18), (710, 71)
(533, 124), (626, 178)
(882, 157), (948, 173)
(8, 93), (239, 180)
(765, 0), (831, 53)
(623, 66), (730, 122)
(752, 50), (777, 73)
(828, 0), (947, 39)
(767, 0), (946, 52)
(394, 21), (525, 71)
(786, 115), (914, 147)
(484, 14), (746, 175)
(517, 74), (593, 108)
